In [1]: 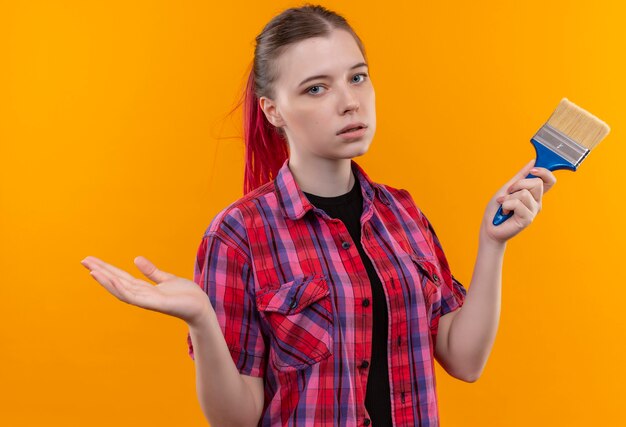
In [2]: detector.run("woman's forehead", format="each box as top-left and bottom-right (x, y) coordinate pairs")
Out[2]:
(275, 30), (365, 90)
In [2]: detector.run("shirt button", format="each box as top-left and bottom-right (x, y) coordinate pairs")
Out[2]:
(362, 298), (370, 307)
(360, 360), (369, 369)
(289, 297), (297, 309)
(342, 241), (351, 249)
(364, 419), (371, 426)
(432, 273), (440, 283)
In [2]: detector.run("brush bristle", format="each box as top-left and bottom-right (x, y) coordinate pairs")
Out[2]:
(546, 98), (610, 150)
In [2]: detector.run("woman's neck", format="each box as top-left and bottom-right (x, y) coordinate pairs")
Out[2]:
(288, 157), (355, 197)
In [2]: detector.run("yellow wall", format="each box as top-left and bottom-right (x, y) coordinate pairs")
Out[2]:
(1, 1), (624, 425)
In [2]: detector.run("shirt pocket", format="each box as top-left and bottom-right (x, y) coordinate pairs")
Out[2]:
(409, 253), (442, 312)
(255, 274), (334, 372)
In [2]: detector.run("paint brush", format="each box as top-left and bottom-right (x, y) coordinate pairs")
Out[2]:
(493, 98), (611, 225)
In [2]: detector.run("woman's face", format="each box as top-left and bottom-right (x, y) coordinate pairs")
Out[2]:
(260, 28), (376, 162)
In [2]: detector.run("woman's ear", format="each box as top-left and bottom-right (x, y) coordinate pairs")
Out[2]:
(259, 96), (286, 128)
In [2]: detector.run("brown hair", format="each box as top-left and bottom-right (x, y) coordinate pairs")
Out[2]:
(231, 3), (368, 195)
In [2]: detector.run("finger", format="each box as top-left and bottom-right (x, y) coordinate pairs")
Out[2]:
(89, 267), (134, 304)
(497, 188), (539, 213)
(502, 159), (536, 189)
(506, 177), (544, 203)
(82, 257), (159, 294)
(496, 188), (537, 212)
(499, 198), (533, 225)
(517, 189), (539, 214)
(93, 263), (154, 304)
(528, 166), (557, 194)
(82, 256), (137, 283)
(134, 256), (176, 284)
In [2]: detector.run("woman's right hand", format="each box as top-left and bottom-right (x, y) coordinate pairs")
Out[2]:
(80, 255), (212, 327)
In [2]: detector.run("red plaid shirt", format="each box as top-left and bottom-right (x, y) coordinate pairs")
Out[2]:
(187, 158), (467, 426)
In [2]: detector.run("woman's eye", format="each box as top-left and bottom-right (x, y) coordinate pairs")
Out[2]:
(353, 73), (368, 83)
(306, 73), (368, 96)
(307, 85), (324, 95)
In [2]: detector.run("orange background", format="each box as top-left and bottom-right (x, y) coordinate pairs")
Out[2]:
(1, 1), (624, 425)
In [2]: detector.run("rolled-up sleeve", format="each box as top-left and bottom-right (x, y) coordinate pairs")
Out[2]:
(186, 231), (267, 378)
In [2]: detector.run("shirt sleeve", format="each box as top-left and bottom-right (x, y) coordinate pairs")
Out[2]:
(418, 210), (468, 342)
(186, 231), (267, 378)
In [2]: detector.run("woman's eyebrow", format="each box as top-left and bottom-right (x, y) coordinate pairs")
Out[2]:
(297, 62), (368, 88)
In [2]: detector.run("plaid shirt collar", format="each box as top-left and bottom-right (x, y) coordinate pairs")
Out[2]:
(273, 158), (391, 220)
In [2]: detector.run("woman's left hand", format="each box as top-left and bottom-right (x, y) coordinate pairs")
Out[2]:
(480, 159), (557, 245)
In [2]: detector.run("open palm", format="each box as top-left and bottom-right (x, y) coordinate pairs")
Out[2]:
(81, 255), (211, 326)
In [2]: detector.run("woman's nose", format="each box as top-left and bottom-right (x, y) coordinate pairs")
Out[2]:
(340, 87), (359, 113)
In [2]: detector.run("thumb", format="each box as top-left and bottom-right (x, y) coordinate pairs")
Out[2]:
(501, 159), (536, 190)
(134, 256), (176, 284)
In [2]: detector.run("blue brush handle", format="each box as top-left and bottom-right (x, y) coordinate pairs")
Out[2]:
(492, 138), (577, 226)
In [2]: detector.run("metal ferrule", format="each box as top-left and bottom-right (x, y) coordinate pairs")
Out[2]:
(533, 123), (590, 167)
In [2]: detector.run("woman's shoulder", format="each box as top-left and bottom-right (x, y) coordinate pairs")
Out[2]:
(376, 182), (429, 227)
(377, 182), (410, 200)
(201, 180), (277, 240)
(376, 182), (418, 208)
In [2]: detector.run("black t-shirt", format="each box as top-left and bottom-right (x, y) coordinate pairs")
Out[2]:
(304, 176), (393, 427)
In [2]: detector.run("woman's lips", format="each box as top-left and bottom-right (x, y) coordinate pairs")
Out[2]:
(340, 126), (363, 134)
(337, 123), (367, 135)
(338, 126), (367, 140)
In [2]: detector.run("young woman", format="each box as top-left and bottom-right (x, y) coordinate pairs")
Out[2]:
(80, 4), (556, 426)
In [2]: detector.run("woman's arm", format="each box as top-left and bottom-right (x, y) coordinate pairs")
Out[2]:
(434, 235), (505, 382)
(434, 161), (556, 381)
(80, 255), (264, 426)
(188, 308), (264, 427)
